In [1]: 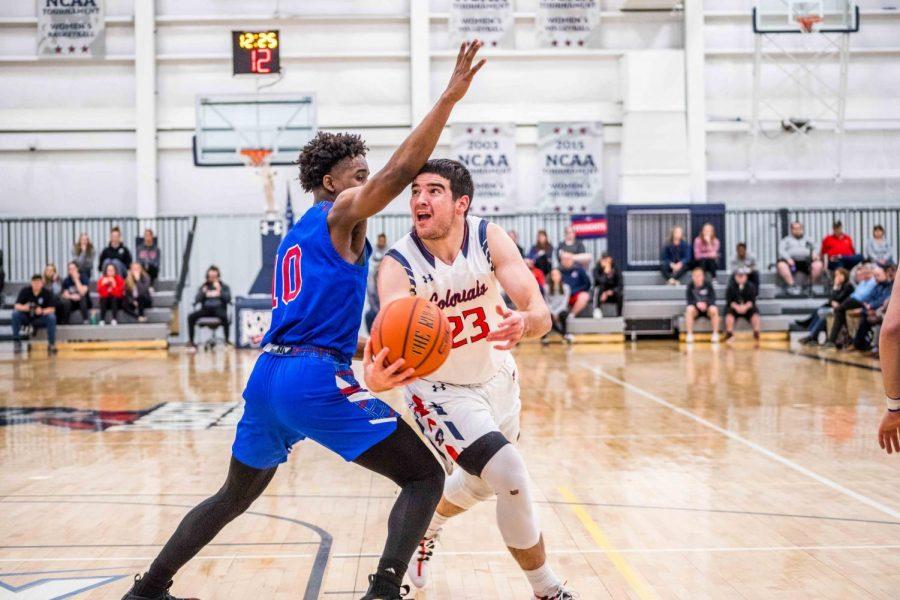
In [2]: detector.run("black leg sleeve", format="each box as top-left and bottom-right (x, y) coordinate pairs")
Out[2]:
(353, 419), (444, 584)
(137, 457), (276, 595)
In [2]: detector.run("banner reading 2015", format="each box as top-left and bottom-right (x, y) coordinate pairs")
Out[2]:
(537, 0), (602, 48)
(449, 0), (514, 48)
(37, 0), (105, 58)
(452, 123), (516, 214)
(538, 122), (603, 213)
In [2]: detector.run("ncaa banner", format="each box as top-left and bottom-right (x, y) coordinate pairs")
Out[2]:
(452, 123), (516, 214)
(449, 0), (514, 48)
(537, 0), (602, 48)
(37, 0), (105, 58)
(537, 122), (603, 213)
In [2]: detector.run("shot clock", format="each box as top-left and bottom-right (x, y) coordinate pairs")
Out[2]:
(232, 30), (280, 75)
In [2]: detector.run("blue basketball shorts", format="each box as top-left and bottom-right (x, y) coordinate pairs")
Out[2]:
(232, 346), (399, 469)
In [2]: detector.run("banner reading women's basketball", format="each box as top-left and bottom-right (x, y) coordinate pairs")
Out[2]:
(452, 123), (516, 214)
(537, 122), (603, 213)
(536, 0), (602, 48)
(37, 0), (105, 58)
(449, 0), (514, 48)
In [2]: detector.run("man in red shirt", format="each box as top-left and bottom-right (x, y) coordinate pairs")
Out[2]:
(820, 220), (863, 271)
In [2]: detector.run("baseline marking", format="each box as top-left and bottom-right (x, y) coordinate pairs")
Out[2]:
(579, 362), (900, 520)
(559, 486), (655, 600)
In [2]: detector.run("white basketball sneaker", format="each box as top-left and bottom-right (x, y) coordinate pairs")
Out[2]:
(408, 532), (439, 589)
(534, 584), (579, 599)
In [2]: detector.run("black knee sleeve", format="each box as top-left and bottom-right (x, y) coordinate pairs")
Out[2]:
(455, 431), (510, 477)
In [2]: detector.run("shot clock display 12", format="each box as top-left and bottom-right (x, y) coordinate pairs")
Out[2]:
(232, 30), (280, 75)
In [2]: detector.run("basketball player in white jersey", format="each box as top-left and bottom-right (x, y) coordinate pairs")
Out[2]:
(374, 159), (577, 599)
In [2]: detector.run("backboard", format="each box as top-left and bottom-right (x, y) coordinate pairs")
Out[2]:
(753, 0), (859, 33)
(192, 94), (316, 167)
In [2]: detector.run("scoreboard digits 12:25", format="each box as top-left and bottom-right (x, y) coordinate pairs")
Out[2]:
(232, 30), (280, 75)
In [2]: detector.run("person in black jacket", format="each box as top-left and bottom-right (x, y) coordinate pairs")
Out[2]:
(724, 268), (760, 341)
(98, 227), (133, 277)
(592, 253), (623, 317)
(684, 267), (720, 343)
(187, 265), (231, 349)
(798, 267), (853, 345)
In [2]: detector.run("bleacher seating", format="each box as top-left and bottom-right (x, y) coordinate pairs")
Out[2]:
(0, 279), (174, 349)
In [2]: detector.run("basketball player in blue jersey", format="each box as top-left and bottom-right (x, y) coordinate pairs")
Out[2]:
(122, 41), (486, 600)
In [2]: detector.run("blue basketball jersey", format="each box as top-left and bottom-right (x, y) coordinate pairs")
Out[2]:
(262, 201), (371, 359)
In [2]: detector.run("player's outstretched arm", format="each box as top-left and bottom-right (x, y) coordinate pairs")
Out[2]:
(377, 256), (416, 308)
(329, 41), (486, 231)
(877, 277), (900, 454)
(485, 224), (551, 350)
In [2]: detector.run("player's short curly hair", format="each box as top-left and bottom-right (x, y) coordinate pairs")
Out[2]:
(296, 132), (368, 192)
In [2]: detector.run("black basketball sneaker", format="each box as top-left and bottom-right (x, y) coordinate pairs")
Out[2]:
(121, 574), (197, 600)
(359, 573), (412, 599)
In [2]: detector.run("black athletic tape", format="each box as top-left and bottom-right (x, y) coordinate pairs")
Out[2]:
(455, 431), (510, 477)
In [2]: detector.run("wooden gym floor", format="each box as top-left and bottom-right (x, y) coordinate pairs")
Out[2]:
(0, 342), (898, 599)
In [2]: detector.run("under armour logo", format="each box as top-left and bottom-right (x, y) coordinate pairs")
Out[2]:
(386, 567), (396, 574)
(422, 274), (434, 283)
(432, 383), (446, 393)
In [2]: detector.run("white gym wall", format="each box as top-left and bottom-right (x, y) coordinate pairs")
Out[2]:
(1, 0), (898, 219)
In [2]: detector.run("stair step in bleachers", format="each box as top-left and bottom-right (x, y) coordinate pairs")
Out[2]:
(0, 307), (171, 325)
(676, 315), (796, 334)
(568, 317), (625, 335)
(623, 271), (777, 286)
(29, 323), (169, 343)
(625, 283), (777, 301)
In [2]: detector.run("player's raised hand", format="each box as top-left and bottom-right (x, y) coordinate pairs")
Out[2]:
(442, 40), (487, 104)
(877, 410), (900, 454)
(486, 305), (525, 351)
(363, 339), (418, 392)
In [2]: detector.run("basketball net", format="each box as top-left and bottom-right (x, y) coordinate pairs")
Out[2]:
(240, 148), (276, 217)
(796, 14), (823, 33)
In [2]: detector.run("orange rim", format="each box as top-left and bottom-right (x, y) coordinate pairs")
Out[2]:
(239, 148), (273, 167)
(796, 15), (823, 33)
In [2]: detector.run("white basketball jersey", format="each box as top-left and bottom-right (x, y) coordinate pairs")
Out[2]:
(386, 216), (509, 385)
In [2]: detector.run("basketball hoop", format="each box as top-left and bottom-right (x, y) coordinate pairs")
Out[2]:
(796, 14), (823, 32)
(239, 148), (277, 216)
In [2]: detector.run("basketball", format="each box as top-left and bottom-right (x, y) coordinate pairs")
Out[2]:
(371, 296), (452, 378)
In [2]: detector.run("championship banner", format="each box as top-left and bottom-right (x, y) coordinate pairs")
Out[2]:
(452, 123), (516, 214)
(571, 214), (607, 239)
(449, 0), (514, 48)
(37, 0), (105, 58)
(537, 122), (603, 213)
(537, 0), (602, 48)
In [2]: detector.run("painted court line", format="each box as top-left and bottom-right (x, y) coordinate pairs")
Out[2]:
(579, 362), (900, 521)
(3, 544), (900, 564)
(559, 486), (656, 600)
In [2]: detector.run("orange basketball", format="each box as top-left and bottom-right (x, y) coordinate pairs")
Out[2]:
(371, 297), (452, 378)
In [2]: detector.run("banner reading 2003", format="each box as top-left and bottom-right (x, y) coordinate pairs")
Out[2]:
(452, 123), (516, 214)
(538, 122), (603, 213)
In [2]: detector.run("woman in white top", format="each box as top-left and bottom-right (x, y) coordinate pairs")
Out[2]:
(542, 268), (573, 345)
(865, 225), (895, 267)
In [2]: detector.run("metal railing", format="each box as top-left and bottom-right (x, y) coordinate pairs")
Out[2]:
(0, 216), (196, 282)
(726, 207), (900, 269)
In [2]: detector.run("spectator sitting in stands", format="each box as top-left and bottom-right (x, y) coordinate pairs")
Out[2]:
(97, 263), (125, 325)
(592, 253), (623, 318)
(42, 262), (63, 308)
(365, 233), (388, 333)
(98, 226), (133, 277)
(60, 261), (92, 324)
(660, 225), (691, 285)
(724, 268), (761, 342)
(124, 262), (153, 323)
(556, 226), (592, 269)
(730, 242), (760, 289)
(136, 228), (161, 285)
(72, 232), (94, 284)
(542, 268), (573, 345)
(187, 265), (232, 351)
(865, 224), (895, 268)
(799, 267), (852, 346)
(526, 229), (554, 276)
(559, 252), (591, 319)
(12, 274), (57, 355)
(692, 222), (721, 278)
(508, 229), (525, 257)
(851, 265), (894, 352)
(823, 263), (881, 349)
(525, 257), (546, 290)
(776, 221), (823, 296)
(684, 266), (720, 344)
(821, 220), (864, 272)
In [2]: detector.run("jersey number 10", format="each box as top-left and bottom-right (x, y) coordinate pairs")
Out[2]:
(272, 245), (302, 307)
